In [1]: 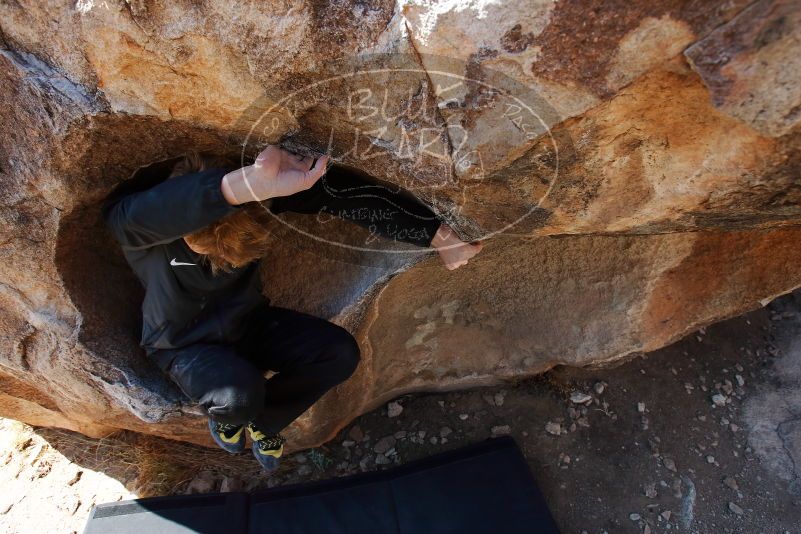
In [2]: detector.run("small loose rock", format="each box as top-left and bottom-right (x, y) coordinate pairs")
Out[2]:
(185, 471), (216, 494)
(359, 454), (374, 470)
(348, 425), (364, 442)
(494, 392), (506, 407)
(663, 457), (677, 472)
(545, 422), (562, 436)
(387, 401), (403, 418)
(570, 391), (592, 404)
(723, 476), (739, 491)
(220, 476), (243, 493)
(728, 501), (744, 516)
(373, 436), (396, 455)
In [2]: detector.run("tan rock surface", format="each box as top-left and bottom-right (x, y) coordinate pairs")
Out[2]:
(0, 0), (799, 452)
(685, 0), (801, 137)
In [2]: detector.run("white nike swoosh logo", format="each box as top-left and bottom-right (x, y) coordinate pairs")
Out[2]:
(170, 258), (196, 266)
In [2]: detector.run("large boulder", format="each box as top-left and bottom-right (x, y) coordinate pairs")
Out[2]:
(0, 0), (799, 451)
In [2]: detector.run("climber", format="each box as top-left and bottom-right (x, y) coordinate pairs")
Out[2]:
(101, 144), (482, 472)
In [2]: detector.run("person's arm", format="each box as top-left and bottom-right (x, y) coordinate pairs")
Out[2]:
(269, 168), (442, 248)
(219, 143), (482, 269)
(102, 168), (244, 250)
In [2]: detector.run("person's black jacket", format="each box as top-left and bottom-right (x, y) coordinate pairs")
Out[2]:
(101, 163), (441, 359)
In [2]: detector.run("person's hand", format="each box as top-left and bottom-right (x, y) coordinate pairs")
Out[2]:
(222, 145), (331, 204)
(431, 223), (483, 270)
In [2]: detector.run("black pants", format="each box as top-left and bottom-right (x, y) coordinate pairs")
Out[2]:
(152, 303), (361, 435)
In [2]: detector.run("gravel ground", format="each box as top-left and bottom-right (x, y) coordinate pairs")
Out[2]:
(1, 290), (800, 533)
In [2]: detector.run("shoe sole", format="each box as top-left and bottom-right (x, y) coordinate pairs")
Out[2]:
(252, 442), (282, 472)
(208, 419), (245, 454)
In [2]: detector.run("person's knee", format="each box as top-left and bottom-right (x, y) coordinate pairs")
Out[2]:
(328, 329), (361, 384)
(203, 377), (264, 424)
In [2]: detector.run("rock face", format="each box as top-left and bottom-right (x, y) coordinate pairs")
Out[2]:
(0, 0), (800, 451)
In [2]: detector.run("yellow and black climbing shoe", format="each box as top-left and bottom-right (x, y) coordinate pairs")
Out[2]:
(247, 422), (286, 472)
(208, 419), (245, 454)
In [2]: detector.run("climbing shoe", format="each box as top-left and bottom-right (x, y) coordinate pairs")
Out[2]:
(208, 419), (246, 454)
(247, 422), (286, 472)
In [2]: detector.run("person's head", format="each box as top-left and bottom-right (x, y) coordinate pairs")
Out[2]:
(169, 151), (272, 275)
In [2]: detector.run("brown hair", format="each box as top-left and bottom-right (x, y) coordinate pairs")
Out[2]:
(168, 151), (272, 275)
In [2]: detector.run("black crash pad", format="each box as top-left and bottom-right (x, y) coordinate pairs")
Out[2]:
(84, 435), (559, 534)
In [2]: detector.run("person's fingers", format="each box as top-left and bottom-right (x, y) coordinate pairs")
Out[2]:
(276, 149), (309, 174)
(285, 155), (306, 171)
(289, 150), (308, 165)
(302, 154), (331, 185)
(278, 148), (296, 168)
(289, 154), (314, 172)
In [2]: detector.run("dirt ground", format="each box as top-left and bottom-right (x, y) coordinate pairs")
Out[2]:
(1, 290), (800, 533)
